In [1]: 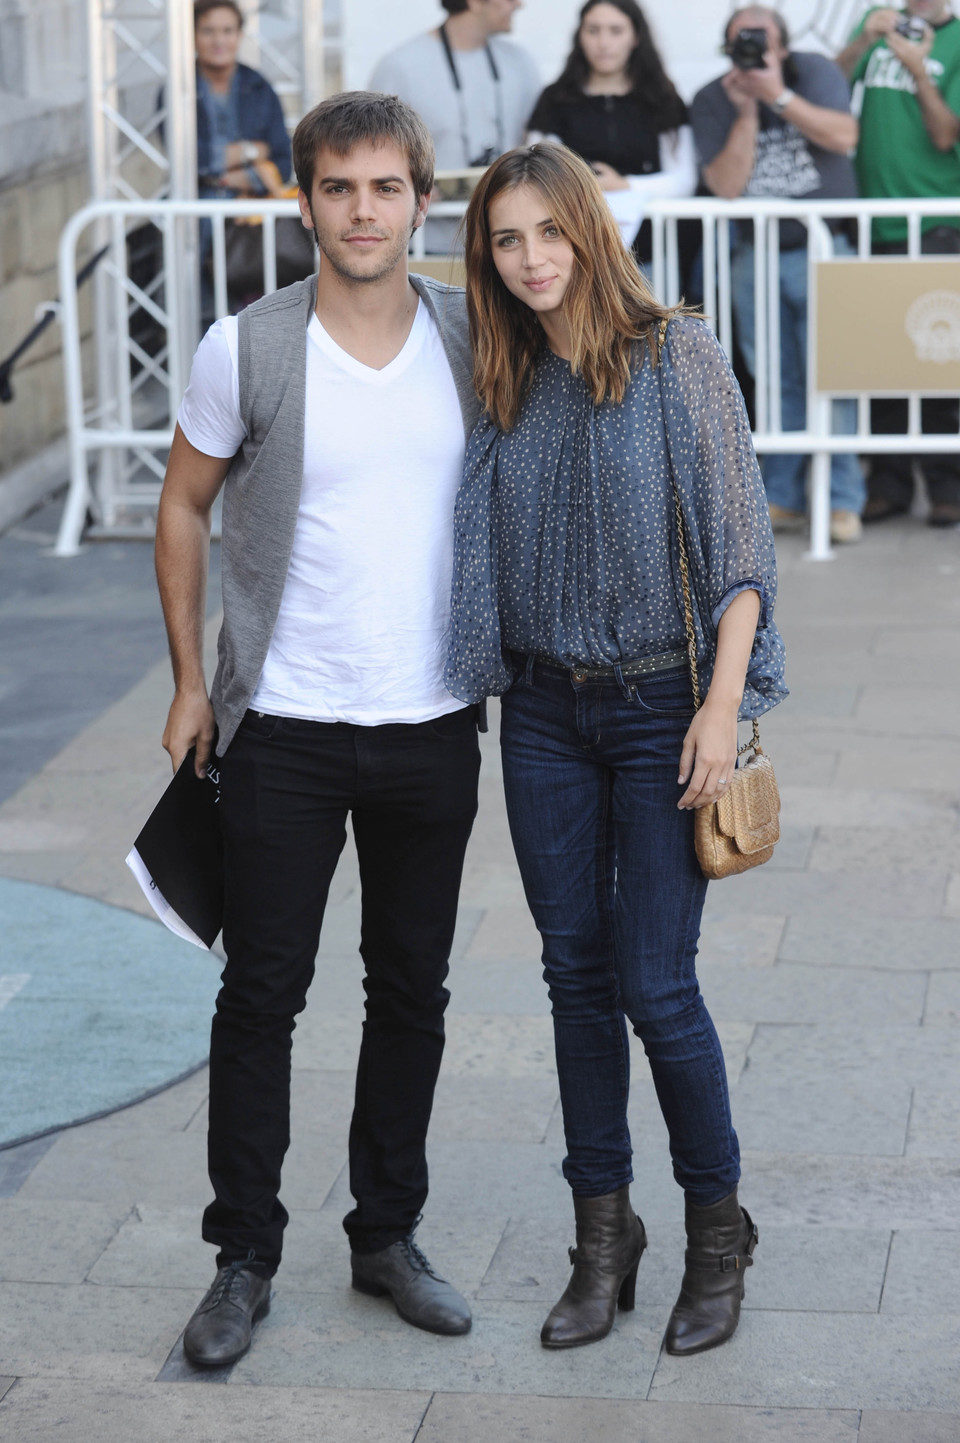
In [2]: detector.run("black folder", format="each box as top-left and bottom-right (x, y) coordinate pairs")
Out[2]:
(125, 746), (224, 950)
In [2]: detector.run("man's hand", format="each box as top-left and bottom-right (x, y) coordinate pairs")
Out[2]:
(864, 6), (900, 40)
(730, 51), (786, 107)
(885, 21), (934, 79)
(162, 687), (216, 778)
(721, 67), (761, 116)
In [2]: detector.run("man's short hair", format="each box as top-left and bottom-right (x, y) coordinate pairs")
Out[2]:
(724, 6), (790, 48)
(441, 0), (471, 14)
(292, 90), (436, 198)
(194, 0), (244, 28)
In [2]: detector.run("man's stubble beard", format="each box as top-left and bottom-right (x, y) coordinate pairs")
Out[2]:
(311, 208), (420, 286)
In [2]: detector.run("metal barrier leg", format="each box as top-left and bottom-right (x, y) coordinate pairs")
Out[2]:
(53, 448), (91, 557)
(807, 450), (833, 561)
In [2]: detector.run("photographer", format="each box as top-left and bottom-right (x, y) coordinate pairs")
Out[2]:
(838, 1), (960, 526)
(691, 7), (865, 543)
(370, 1), (540, 251)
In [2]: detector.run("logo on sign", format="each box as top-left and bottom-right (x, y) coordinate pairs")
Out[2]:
(905, 291), (960, 364)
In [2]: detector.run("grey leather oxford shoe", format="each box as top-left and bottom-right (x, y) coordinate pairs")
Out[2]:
(351, 1231), (471, 1335)
(183, 1260), (272, 1367)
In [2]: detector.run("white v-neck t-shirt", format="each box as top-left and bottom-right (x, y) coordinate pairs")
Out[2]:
(177, 300), (467, 725)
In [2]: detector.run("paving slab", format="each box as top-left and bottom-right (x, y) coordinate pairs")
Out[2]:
(0, 1282), (199, 1384)
(442, 956), (555, 1014)
(779, 914), (960, 971)
(924, 971), (960, 1024)
(881, 1230), (960, 1314)
(231, 1291), (664, 1397)
(417, 1394), (860, 1443)
(14, 1123), (213, 1207)
(834, 738), (960, 792)
(696, 912), (787, 966)
(648, 1310), (960, 1410)
(777, 786), (953, 829)
(705, 867), (947, 922)
(905, 1088), (960, 1156)
(808, 823), (960, 875)
(0, 1379), (431, 1443)
(740, 1152), (960, 1229)
(858, 1410), (960, 1443)
(0, 1200), (129, 1284)
(697, 961), (926, 1027)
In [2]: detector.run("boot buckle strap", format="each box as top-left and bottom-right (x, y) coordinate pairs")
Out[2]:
(684, 1249), (755, 1273)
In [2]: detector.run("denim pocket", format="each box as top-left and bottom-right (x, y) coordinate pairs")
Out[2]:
(239, 710), (284, 740)
(629, 668), (696, 718)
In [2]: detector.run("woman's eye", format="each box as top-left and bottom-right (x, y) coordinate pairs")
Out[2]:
(497, 235), (518, 247)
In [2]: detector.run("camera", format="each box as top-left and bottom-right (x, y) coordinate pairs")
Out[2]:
(895, 15), (927, 40)
(727, 27), (768, 70)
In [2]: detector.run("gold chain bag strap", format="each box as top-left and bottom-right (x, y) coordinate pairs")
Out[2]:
(657, 319), (780, 880)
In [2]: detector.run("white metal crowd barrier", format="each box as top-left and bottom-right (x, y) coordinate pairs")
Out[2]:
(649, 197), (960, 560)
(55, 195), (959, 559)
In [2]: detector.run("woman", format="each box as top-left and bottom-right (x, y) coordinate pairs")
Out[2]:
(445, 144), (786, 1355)
(526, 0), (695, 254)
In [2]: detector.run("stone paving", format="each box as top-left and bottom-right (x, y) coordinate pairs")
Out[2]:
(0, 501), (959, 1441)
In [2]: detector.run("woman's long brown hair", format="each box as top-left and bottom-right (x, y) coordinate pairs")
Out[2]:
(464, 143), (677, 432)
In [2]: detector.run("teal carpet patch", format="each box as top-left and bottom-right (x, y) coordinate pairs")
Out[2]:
(0, 878), (220, 1149)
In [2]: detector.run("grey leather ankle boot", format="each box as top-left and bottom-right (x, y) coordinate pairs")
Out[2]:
(540, 1185), (647, 1350)
(664, 1187), (758, 1356)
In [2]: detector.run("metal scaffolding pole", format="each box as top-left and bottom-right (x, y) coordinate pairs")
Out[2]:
(64, 0), (332, 551)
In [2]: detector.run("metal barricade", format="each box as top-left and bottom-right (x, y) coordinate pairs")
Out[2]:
(648, 197), (960, 560)
(56, 195), (960, 558)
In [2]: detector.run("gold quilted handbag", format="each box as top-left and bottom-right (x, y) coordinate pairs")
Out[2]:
(693, 728), (780, 878)
(661, 317), (781, 879)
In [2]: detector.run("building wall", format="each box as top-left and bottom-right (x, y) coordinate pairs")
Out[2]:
(0, 0), (90, 484)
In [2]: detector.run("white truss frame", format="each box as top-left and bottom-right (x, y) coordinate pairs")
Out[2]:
(76, 0), (330, 549)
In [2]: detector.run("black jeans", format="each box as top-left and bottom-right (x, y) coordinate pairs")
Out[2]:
(202, 706), (480, 1275)
(869, 226), (960, 509)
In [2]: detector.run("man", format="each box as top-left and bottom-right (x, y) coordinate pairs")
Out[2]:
(691, 7), (866, 543)
(838, 0), (960, 526)
(370, 0), (540, 250)
(193, 0), (291, 199)
(156, 91), (481, 1368)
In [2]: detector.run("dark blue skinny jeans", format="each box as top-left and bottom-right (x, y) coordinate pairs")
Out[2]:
(500, 660), (740, 1206)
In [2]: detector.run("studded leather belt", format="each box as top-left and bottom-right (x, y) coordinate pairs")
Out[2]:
(517, 648), (688, 684)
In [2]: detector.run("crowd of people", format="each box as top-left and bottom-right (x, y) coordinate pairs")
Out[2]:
(190, 0), (960, 536)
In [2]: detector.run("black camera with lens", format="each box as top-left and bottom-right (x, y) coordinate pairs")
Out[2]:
(727, 27), (769, 69)
(894, 15), (927, 41)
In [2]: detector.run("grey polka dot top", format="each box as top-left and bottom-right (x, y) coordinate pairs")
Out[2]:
(444, 316), (787, 721)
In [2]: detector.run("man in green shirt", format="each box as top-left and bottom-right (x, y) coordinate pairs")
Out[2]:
(838, 2), (960, 524)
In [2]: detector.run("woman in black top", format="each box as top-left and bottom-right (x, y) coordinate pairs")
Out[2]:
(527, 0), (694, 255)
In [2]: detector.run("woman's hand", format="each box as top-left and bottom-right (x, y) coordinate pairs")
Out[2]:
(590, 161), (630, 191)
(677, 696), (739, 810)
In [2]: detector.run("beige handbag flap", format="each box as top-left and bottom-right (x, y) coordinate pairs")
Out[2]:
(714, 752), (781, 854)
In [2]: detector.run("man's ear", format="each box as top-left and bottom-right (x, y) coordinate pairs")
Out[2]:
(412, 191), (431, 229)
(297, 187), (313, 231)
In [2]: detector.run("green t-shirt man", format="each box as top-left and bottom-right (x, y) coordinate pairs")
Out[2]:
(848, 6), (960, 242)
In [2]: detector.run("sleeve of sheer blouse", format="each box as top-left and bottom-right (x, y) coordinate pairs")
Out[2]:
(661, 316), (778, 630)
